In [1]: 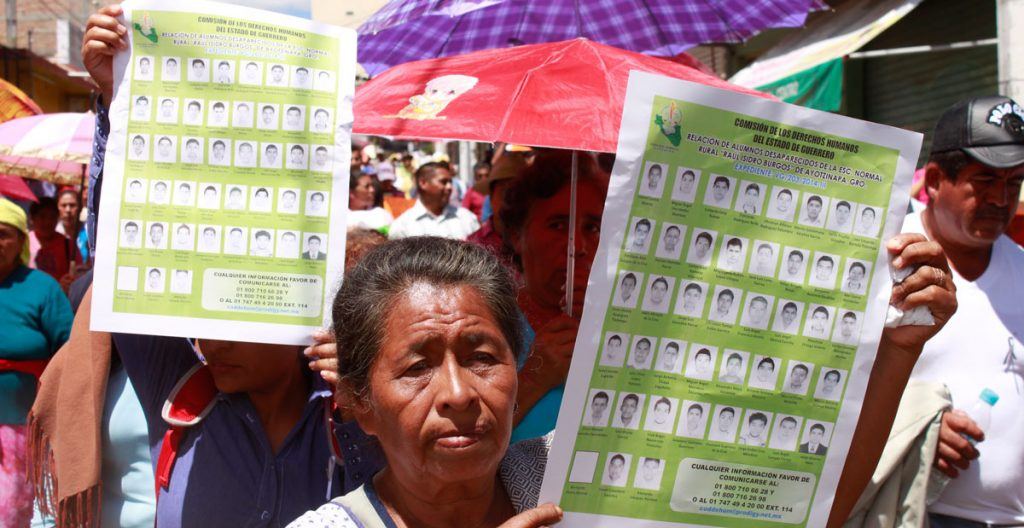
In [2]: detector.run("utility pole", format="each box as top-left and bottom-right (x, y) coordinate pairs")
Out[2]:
(5, 0), (16, 48)
(997, 0), (1024, 100)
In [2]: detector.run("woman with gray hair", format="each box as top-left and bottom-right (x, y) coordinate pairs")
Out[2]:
(291, 237), (561, 527)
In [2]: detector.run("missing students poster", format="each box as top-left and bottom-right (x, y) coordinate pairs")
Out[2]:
(539, 71), (923, 527)
(91, 0), (356, 344)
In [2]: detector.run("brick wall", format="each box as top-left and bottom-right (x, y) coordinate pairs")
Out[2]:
(0, 0), (116, 65)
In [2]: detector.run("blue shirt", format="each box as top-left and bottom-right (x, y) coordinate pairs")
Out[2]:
(510, 315), (564, 443)
(0, 265), (72, 424)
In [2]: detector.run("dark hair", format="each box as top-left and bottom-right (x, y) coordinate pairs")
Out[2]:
(695, 348), (712, 360)
(836, 200), (851, 211)
(311, 192), (325, 200)
(636, 338), (651, 349)
(414, 161), (452, 195)
(622, 394), (639, 406)
(204, 185), (217, 193)
(651, 277), (669, 290)
(688, 404), (703, 414)
(608, 334), (622, 345)
(212, 102), (225, 110)
(57, 188), (80, 205)
(758, 357), (775, 369)
(593, 391), (609, 403)
(665, 341), (680, 352)
(217, 61), (229, 68)
(202, 227), (216, 236)
(139, 57), (150, 63)
(781, 416), (798, 426)
(842, 311), (857, 321)
(610, 454), (626, 465)
(296, 67), (309, 74)
(157, 136), (171, 145)
(817, 256), (834, 266)
(807, 195), (823, 206)
(750, 296), (768, 308)
(307, 235), (322, 243)
(136, 96), (148, 103)
(727, 352), (743, 364)
(792, 364), (809, 375)
(648, 164), (662, 174)
(684, 283), (702, 294)
(717, 289), (734, 301)
(713, 176), (730, 188)
(287, 106), (301, 114)
(680, 169), (695, 180)
(719, 407), (735, 417)
(726, 237), (742, 249)
(757, 243), (772, 253)
(824, 369), (841, 381)
(255, 188), (269, 197)
(333, 238), (523, 400)
(748, 412), (767, 425)
(191, 59), (204, 67)
(254, 230), (270, 239)
(788, 250), (804, 261)
(635, 218), (652, 231)
(271, 64), (284, 71)
(862, 206), (877, 217)
(928, 149), (970, 182)
(314, 109), (329, 117)
(655, 397), (671, 409)
(813, 306), (829, 318)
(283, 190), (297, 198)
(777, 189), (792, 198)
(290, 145), (304, 153)
(229, 228), (243, 235)
(783, 302), (798, 311)
(30, 197), (58, 217)
(123, 220), (138, 230)
(850, 262), (866, 274)
(666, 225), (681, 236)
(622, 273), (637, 285)
(186, 139), (199, 147)
(810, 423), (826, 434)
(695, 232), (713, 245)
(745, 183), (759, 194)
(165, 58), (177, 64)
(265, 144), (279, 152)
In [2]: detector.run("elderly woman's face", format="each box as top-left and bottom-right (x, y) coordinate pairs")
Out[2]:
(0, 223), (24, 269)
(513, 182), (605, 315)
(353, 283), (517, 485)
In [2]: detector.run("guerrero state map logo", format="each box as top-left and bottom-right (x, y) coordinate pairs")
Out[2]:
(655, 101), (683, 146)
(134, 12), (158, 44)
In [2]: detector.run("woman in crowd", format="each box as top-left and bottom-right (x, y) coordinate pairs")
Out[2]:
(55, 189), (89, 264)
(0, 198), (73, 525)
(28, 197), (82, 290)
(348, 173), (393, 232)
(295, 233), (958, 526)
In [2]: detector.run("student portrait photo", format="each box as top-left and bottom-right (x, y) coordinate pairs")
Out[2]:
(739, 292), (774, 330)
(671, 167), (700, 203)
(627, 336), (655, 370)
(643, 396), (678, 434)
(258, 103), (279, 130)
(803, 304), (835, 340)
(224, 185), (247, 210)
(250, 187), (273, 212)
(798, 194), (830, 228)
(134, 55), (154, 80)
(716, 235), (748, 273)
(748, 356), (781, 391)
(735, 181), (765, 215)
(197, 225), (221, 254)
(127, 134), (149, 162)
(149, 180), (170, 205)
(748, 240), (779, 277)
(172, 223), (195, 251)
(769, 415), (802, 452)
(601, 453), (631, 487)
(310, 107), (332, 133)
(638, 161), (667, 199)
(598, 332), (628, 368)
(277, 188), (300, 214)
(685, 229), (716, 267)
(674, 280), (707, 319)
(119, 220), (142, 248)
(854, 204), (881, 238)
(250, 229), (275, 257)
(161, 56), (181, 81)
(181, 137), (204, 165)
(813, 367), (848, 401)
(173, 181), (196, 207)
(708, 405), (740, 443)
(235, 141), (259, 168)
(179, 98), (203, 126)
(144, 267), (165, 293)
(144, 221), (167, 250)
(841, 259), (871, 295)
(808, 252), (840, 289)
(207, 101), (229, 127)
(738, 409), (773, 447)
(276, 230), (300, 259)
(208, 139), (231, 167)
(611, 270), (643, 309)
(153, 135), (176, 163)
(625, 217), (655, 255)
(125, 178), (147, 203)
(633, 457), (665, 491)
(640, 275), (674, 314)
(313, 69), (334, 91)
(766, 186), (799, 222)
(198, 184), (221, 210)
(771, 299), (804, 335)
(702, 174), (735, 209)
(826, 199), (856, 233)
(654, 339), (684, 374)
(260, 143), (282, 169)
(240, 60), (262, 85)
(291, 66), (312, 89)
(213, 59), (234, 84)
(305, 191), (328, 217)
(683, 344), (716, 381)
(708, 285), (741, 325)
(131, 95), (151, 121)
(717, 350), (748, 385)
(286, 144), (309, 170)
(233, 101), (254, 128)
(223, 226), (248, 255)
(283, 105), (306, 131)
(654, 222), (686, 260)
(833, 310), (863, 345)
(611, 393), (644, 430)
(778, 247), (809, 284)
(187, 58), (209, 82)
(266, 63), (288, 86)
(116, 266), (138, 291)
(170, 269), (193, 295)
(782, 361), (813, 395)
(581, 389), (614, 427)
(799, 421), (832, 455)
(156, 97), (178, 124)
(302, 233), (327, 260)
(676, 401), (709, 439)
(311, 145), (332, 172)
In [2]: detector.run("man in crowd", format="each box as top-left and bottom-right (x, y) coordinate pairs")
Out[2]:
(388, 162), (480, 239)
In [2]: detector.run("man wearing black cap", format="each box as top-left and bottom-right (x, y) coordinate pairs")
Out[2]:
(902, 96), (1024, 527)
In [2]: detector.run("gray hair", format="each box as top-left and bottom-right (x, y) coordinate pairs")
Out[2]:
(332, 237), (524, 400)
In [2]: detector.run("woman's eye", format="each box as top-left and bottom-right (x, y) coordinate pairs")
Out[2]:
(470, 352), (497, 365)
(404, 361), (430, 375)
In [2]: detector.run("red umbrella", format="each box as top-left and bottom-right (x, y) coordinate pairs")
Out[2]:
(354, 38), (770, 153)
(0, 174), (36, 202)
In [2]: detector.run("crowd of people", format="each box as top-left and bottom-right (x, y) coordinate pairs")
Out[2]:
(0, 4), (1021, 527)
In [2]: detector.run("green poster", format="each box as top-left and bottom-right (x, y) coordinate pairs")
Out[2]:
(539, 71), (922, 527)
(757, 59), (843, 113)
(91, 0), (356, 345)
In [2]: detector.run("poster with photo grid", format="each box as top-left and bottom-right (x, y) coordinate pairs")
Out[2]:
(539, 71), (923, 527)
(91, 0), (356, 344)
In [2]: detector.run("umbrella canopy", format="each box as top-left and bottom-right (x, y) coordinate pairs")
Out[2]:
(358, 0), (826, 76)
(0, 112), (94, 185)
(354, 38), (771, 153)
(0, 77), (43, 122)
(0, 174), (36, 202)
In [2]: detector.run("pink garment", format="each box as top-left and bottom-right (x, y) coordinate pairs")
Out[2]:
(0, 424), (33, 528)
(912, 168), (930, 205)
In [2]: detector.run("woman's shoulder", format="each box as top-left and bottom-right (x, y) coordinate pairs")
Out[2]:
(499, 433), (554, 513)
(287, 484), (393, 528)
(12, 265), (60, 291)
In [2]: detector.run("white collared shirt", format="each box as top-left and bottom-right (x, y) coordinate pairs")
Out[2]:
(388, 200), (480, 240)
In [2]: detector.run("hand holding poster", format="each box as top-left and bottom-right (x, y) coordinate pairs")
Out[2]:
(91, 0), (355, 344)
(539, 71), (922, 527)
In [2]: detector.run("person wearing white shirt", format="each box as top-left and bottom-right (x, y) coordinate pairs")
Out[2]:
(800, 195), (825, 227)
(580, 391), (610, 427)
(738, 412), (768, 447)
(389, 162), (479, 240)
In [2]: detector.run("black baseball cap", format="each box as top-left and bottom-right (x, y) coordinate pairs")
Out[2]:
(931, 96), (1024, 169)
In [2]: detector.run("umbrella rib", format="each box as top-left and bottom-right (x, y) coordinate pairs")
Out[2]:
(703, 0), (741, 43)
(636, 0), (675, 55)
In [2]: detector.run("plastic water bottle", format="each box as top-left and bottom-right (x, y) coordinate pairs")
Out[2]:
(962, 388), (999, 446)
